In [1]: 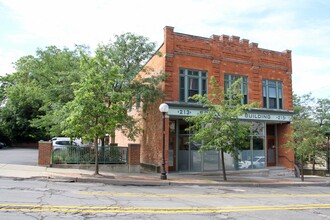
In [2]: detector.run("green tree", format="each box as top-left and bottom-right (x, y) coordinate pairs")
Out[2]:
(0, 33), (165, 154)
(315, 98), (330, 128)
(105, 32), (158, 80)
(0, 57), (48, 143)
(315, 98), (330, 173)
(62, 53), (127, 174)
(286, 118), (323, 181)
(62, 34), (165, 174)
(0, 46), (85, 143)
(287, 94), (326, 181)
(0, 80), (46, 143)
(94, 33), (164, 142)
(186, 76), (257, 181)
(28, 46), (85, 136)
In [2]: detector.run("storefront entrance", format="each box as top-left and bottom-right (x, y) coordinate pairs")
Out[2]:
(166, 103), (293, 172)
(169, 119), (281, 172)
(169, 119), (220, 172)
(266, 124), (277, 166)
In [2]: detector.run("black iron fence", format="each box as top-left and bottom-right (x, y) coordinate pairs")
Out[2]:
(52, 145), (128, 164)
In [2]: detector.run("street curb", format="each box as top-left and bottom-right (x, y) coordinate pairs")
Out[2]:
(21, 175), (330, 187)
(1, 175), (329, 187)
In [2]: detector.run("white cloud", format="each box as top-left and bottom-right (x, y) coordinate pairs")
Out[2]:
(1, 0), (329, 98)
(1, 0), (292, 47)
(0, 48), (25, 75)
(293, 55), (330, 98)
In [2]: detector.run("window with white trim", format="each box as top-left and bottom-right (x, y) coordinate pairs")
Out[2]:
(179, 69), (207, 102)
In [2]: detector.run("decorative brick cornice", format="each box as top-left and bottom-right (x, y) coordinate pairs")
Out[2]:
(221, 57), (252, 65)
(259, 63), (288, 71)
(174, 50), (212, 59)
(164, 53), (174, 58)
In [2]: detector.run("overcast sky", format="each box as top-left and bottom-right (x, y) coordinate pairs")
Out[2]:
(0, 0), (329, 98)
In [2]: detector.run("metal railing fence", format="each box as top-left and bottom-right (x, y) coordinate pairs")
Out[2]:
(52, 145), (128, 164)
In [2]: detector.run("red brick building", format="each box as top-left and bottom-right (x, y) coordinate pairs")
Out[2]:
(116, 26), (294, 172)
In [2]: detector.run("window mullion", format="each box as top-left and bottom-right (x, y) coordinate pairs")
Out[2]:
(276, 82), (279, 109)
(266, 81), (269, 108)
(241, 81), (244, 104)
(185, 73), (188, 102)
(198, 71), (202, 96)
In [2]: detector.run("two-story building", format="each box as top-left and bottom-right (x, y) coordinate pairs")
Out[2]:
(116, 26), (294, 173)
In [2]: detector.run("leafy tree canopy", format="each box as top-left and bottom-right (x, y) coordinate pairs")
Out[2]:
(0, 33), (165, 145)
(186, 76), (258, 180)
(60, 34), (165, 174)
(287, 93), (330, 181)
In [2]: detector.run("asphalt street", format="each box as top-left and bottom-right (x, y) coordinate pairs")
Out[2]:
(0, 177), (330, 219)
(1, 148), (330, 219)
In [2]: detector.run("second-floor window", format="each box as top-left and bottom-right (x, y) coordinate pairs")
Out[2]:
(179, 69), (207, 102)
(262, 79), (283, 109)
(224, 74), (248, 104)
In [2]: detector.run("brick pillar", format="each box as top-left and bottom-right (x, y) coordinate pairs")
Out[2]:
(278, 123), (294, 169)
(128, 144), (141, 165)
(128, 144), (141, 173)
(38, 141), (52, 166)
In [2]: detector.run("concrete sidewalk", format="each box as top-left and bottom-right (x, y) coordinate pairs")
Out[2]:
(0, 163), (329, 187)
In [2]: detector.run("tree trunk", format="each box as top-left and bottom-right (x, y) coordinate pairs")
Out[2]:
(221, 150), (227, 181)
(94, 136), (99, 175)
(312, 155), (315, 175)
(233, 146), (239, 170)
(100, 137), (105, 164)
(300, 156), (304, 182)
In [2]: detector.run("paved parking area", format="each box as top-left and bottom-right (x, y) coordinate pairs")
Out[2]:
(0, 148), (38, 166)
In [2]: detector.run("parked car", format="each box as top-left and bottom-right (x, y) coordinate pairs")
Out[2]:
(52, 140), (72, 150)
(51, 137), (77, 150)
(239, 156), (265, 169)
(0, 142), (7, 149)
(51, 137), (82, 145)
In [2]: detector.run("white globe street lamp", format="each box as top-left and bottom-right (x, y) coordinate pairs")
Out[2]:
(159, 103), (169, 180)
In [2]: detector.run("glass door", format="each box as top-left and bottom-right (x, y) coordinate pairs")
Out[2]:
(178, 120), (190, 171)
(266, 124), (276, 166)
(267, 138), (276, 166)
(168, 120), (176, 171)
(178, 135), (189, 171)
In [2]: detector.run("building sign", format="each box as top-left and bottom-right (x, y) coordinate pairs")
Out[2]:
(239, 113), (292, 122)
(168, 108), (207, 116)
(168, 106), (292, 122)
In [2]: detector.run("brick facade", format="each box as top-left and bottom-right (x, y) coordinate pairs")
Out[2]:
(116, 26), (294, 171)
(278, 123), (294, 168)
(163, 26), (293, 109)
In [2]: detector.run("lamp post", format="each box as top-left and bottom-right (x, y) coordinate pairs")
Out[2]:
(159, 103), (169, 180)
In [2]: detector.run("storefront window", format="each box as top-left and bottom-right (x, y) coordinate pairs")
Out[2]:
(204, 150), (220, 171)
(234, 122), (266, 170)
(176, 119), (266, 172)
(190, 141), (202, 171)
(251, 121), (264, 136)
(250, 122), (265, 169)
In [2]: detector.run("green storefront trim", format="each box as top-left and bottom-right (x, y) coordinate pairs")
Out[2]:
(166, 102), (294, 123)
